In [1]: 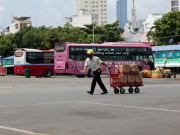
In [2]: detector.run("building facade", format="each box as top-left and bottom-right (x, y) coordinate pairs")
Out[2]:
(143, 13), (163, 32)
(76, 0), (107, 26)
(4, 16), (32, 35)
(65, 9), (98, 27)
(116, 0), (128, 29)
(167, 0), (180, 12)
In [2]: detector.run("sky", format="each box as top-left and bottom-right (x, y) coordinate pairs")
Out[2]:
(0, 0), (167, 30)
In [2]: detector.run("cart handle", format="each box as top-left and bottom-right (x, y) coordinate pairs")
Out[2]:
(108, 66), (120, 74)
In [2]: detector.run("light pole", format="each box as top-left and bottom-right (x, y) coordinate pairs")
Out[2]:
(81, 9), (95, 43)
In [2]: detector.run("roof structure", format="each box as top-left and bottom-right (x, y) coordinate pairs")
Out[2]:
(3, 56), (14, 60)
(152, 45), (180, 51)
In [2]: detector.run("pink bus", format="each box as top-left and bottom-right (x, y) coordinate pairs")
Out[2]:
(14, 48), (54, 77)
(54, 42), (155, 77)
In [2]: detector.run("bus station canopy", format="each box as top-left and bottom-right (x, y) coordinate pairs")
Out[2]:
(152, 45), (180, 51)
(3, 56), (14, 60)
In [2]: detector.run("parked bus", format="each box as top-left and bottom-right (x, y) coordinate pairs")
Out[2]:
(14, 48), (54, 77)
(54, 42), (154, 77)
(152, 45), (180, 73)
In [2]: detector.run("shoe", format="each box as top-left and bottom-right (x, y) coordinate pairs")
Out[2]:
(87, 91), (93, 95)
(101, 91), (108, 94)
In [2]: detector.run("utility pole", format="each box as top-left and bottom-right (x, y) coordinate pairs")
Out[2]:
(131, 0), (137, 32)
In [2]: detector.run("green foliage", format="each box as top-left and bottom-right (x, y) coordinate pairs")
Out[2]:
(0, 35), (17, 57)
(151, 11), (180, 45)
(0, 21), (124, 57)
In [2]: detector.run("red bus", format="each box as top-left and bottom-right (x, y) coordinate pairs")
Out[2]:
(54, 42), (155, 77)
(14, 48), (54, 77)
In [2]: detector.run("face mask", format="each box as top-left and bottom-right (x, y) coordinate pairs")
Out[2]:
(88, 54), (92, 58)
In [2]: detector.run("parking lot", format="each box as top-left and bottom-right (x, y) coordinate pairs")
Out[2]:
(0, 75), (180, 135)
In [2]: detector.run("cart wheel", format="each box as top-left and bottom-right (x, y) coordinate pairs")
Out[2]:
(134, 87), (140, 93)
(128, 87), (133, 94)
(114, 88), (119, 94)
(120, 88), (125, 94)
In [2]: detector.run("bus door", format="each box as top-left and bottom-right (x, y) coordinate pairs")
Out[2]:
(55, 45), (66, 70)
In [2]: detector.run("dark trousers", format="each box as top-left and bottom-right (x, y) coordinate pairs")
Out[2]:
(90, 68), (107, 93)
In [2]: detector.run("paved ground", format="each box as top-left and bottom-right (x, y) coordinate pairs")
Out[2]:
(0, 75), (180, 135)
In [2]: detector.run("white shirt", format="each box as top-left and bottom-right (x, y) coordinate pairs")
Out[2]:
(85, 56), (102, 71)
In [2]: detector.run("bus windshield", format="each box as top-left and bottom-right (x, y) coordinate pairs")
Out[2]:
(55, 45), (66, 52)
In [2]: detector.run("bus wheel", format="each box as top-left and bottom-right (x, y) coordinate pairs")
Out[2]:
(44, 69), (52, 77)
(87, 69), (94, 77)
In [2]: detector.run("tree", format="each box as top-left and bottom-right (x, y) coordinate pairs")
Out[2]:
(0, 35), (17, 57)
(13, 26), (32, 48)
(21, 26), (50, 49)
(151, 11), (180, 45)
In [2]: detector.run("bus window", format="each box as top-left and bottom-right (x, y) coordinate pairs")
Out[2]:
(43, 52), (54, 64)
(135, 55), (143, 61)
(147, 48), (152, 53)
(114, 47), (122, 51)
(148, 55), (154, 62)
(122, 47), (134, 52)
(55, 45), (66, 52)
(84, 47), (96, 52)
(70, 54), (83, 61)
(99, 55), (111, 61)
(26, 52), (43, 64)
(111, 56), (122, 61)
(97, 47), (109, 52)
(122, 55), (134, 61)
(136, 47), (146, 53)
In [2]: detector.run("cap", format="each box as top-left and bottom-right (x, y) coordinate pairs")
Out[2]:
(86, 49), (94, 54)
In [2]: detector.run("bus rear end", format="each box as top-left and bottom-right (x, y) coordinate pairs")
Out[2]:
(54, 43), (67, 73)
(14, 49), (26, 75)
(14, 49), (54, 77)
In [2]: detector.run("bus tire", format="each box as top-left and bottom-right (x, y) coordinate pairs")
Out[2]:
(87, 69), (94, 77)
(44, 69), (52, 77)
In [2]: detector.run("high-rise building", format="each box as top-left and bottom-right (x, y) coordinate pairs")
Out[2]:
(116, 0), (128, 29)
(76, 0), (107, 26)
(167, 0), (180, 12)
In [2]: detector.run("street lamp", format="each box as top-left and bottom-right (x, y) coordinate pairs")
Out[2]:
(81, 9), (95, 43)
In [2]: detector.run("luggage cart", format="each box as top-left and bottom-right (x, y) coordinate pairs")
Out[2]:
(109, 67), (143, 94)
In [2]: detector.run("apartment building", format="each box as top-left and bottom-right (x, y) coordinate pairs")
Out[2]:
(76, 0), (107, 26)
(116, 0), (128, 29)
(65, 9), (98, 27)
(167, 0), (180, 12)
(4, 16), (32, 35)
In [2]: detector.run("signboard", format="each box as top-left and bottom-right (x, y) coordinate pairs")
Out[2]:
(154, 58), (180, 67)
(2, 59), (14, 66)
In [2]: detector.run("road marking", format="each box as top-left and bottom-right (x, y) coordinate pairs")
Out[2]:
(78, 101), (180, 113)
(0, 86), (12, 89)
(136, 95), (180, 99)
(0, 99), (112, 108)
(0, 126), (46, 135)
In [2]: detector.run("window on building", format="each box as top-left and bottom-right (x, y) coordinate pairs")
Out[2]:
(172, 1), (178, 6)
(15, 24), (18, 29)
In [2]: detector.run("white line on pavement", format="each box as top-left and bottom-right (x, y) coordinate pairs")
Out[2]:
(0, 99), (112, 108)
(0, 126), (46, 135)
(78, 101), (180, 113)
(136, 95), (180, 99)
(0, 86), (12, 89)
